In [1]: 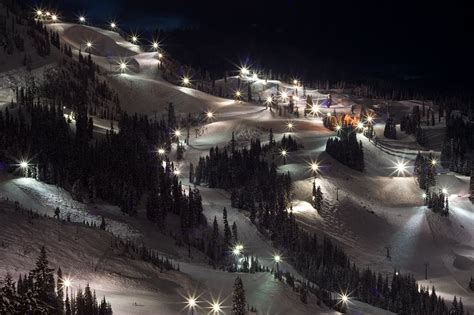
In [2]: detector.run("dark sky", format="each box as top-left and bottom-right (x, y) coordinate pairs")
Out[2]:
(31, 0), (474, 80)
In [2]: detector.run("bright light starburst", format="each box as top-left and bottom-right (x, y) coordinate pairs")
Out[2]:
(182, 77), (190, 86)
(285, 121), (295, 132)
(310, 162), (319, 172)
(392, 160), (408, 176)
(310, 104), (321, 116)
(60, 276), (74, 290)
(118, 60), (128, 72)
(240, 66), (250, 76)
(274, 254), (282, 263)
(209, 299), (225, 314)
(157, 148), (166, 155)
(205, 110), (215, 120)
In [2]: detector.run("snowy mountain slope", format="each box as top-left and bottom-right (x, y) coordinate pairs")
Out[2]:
(0, 199), (195, 315)
(176, 91), (474, 311)
(1, 9), (472, 314)
(46, 22), (264, 116)
(0, 175), (351, 315)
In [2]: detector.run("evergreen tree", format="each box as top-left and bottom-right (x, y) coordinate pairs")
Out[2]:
(30, 246), (57, 308)
(189, 162), (195, 183)
(232, 222), (238, 243)
(99, 216), (106, 230)
(223, 207), (232, 247)
(57, 267), (64, 313)
(232, 276), (246, 315)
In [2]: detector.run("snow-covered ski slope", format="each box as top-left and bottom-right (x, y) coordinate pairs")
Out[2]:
(1, 18), (473, 314)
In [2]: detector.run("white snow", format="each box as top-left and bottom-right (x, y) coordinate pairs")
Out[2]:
(1, 17), (472, 314)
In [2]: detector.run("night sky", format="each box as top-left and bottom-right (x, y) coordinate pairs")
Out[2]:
(31, 0), (474, 83)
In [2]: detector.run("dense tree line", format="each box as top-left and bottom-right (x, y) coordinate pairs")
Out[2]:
(326, 126), (364, 171)
(0, 247), (113, 314)
(0, 71), (204, 232)
(424, 190), (449, 216)
(440, 114), (473, 175)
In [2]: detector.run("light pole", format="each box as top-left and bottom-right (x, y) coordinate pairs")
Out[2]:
(274, 254), (281, 273)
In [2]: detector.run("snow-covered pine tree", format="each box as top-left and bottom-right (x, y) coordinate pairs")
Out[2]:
(30, 246), (57, 308)
(232, 276), (246, 315)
